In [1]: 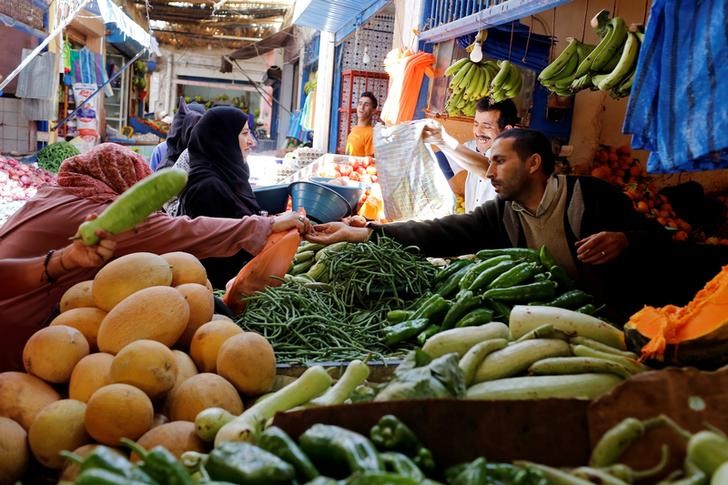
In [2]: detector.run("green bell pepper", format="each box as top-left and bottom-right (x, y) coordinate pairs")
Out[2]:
(299, 424), (382, 475)
(258, 426), (320, 482)
(121, 439), (193, 485)
(205, 442), (295, 484)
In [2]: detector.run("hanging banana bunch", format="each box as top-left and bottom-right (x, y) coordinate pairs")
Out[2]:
(539, 10), (643, 99)
(444, 57), (522, 117)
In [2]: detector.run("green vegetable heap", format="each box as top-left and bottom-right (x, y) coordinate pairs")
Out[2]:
(36, 141), (80, 173)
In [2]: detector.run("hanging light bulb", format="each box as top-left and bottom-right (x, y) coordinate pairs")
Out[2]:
(362, 46), (370, 65)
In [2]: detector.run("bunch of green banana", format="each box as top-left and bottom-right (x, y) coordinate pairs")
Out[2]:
(489, 60), (523, 103)
(444, 58), (501, 117)
(539, 10), (643, 99)
(538, 37), (595, 96)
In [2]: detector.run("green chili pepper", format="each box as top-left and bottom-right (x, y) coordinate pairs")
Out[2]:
(442, 290), (482, 329)
(121, 439), (193, 485)
(487, 262), (541, 289)
(299, 424), (383, 475)
(384, 318), (430, 345)
(488, 299), (512, 321)
(379, 452), (425, 481)
(548, 265), (576, 291)
(538, 245), (559, 270)
(436, 265), (475, 298)
(482, 280), (557, 303)
(468, 260), (518, 292)
(545, 289), (594, 309)
(458, 255), (513, 290)
(476, 247), (540, 262)
(589, 418), (647, 467)
(258, 426), (319, 482)
(411, 294), (450, 321)
(205, 442), (295, 484)
(455, 308), (494, 327)
(417, 324), (441, 345)
(387, 309), (414, 323)
(434, 259), (472, 283)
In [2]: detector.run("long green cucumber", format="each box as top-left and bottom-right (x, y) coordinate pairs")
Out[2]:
(473, 338), (572, 383)
(528, 356), (632, 379)
(78, 167), (188, 245)
(466, 373), (622, 400)
(569, 336), (638, 358)
(571, 345), (649, 375)
(421, 322), (509, 358)
(509, 305), (626, 350)
(459, 338), (508, 386)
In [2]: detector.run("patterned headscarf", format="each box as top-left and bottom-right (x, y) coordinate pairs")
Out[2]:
(57, 143), (152, 202)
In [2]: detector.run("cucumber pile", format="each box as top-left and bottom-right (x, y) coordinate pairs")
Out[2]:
(381, 246), (603, 348)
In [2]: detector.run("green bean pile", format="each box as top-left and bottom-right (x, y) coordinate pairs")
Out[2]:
(323, 237), (437, 308)
(236, 281), (408, 363)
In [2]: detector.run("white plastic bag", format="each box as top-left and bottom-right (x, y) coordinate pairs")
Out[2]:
(373, 120), (454, 221)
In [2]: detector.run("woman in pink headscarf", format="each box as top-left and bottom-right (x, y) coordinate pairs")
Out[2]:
(0, 143), (308, 372)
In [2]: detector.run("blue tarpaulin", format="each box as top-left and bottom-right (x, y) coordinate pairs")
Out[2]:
(623, 0), (728, 173)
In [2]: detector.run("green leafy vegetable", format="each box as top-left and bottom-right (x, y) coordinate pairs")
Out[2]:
(373, 350), (466, 401)
(36, 141), (80, 173)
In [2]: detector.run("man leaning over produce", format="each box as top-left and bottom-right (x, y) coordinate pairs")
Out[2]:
(306, 128), (673, 322)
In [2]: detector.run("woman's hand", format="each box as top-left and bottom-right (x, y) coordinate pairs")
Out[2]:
(272, 210), (311, 234)
(305, 222), (371, 244)
(63, 214), (116, 269)
(575, 231), (629, 265)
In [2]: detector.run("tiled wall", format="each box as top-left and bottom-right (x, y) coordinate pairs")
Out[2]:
(0, 98), (33, 154)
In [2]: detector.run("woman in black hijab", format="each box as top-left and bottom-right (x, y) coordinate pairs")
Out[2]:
(177, 106), (261, 287)
(157, 97), (204, 171)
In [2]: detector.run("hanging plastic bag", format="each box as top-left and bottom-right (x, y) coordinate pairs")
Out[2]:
(373, 120), (455, 221)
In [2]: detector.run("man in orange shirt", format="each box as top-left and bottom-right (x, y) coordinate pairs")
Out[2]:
(345, 92), (378, 157)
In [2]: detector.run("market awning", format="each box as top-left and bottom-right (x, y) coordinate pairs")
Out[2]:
(291, 0), (390, 40)
(227, 26), (296, 61)
(87, 0), (160, 57)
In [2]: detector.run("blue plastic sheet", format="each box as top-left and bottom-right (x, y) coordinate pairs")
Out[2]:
(624, 0), (728, 173)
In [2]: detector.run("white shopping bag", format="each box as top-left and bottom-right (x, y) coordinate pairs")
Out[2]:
(373, 120), (455, 221)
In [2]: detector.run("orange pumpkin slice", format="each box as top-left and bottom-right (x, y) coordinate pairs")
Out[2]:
(627, 265), (728, 360)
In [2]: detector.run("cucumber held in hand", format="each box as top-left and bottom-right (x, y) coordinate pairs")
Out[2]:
(78, 168), (188, 245)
